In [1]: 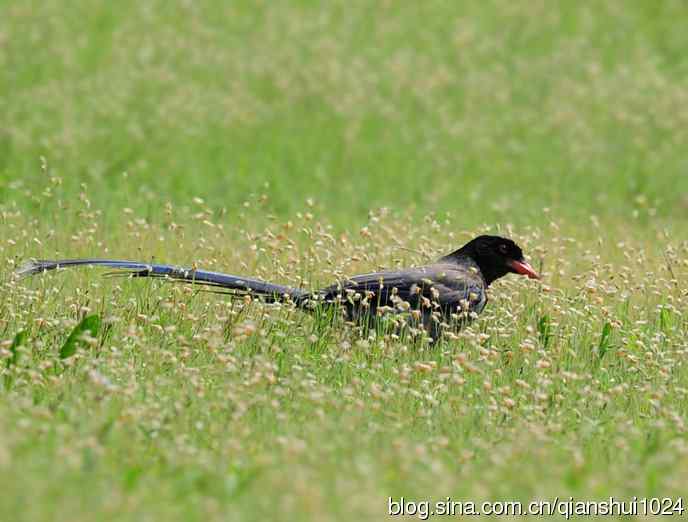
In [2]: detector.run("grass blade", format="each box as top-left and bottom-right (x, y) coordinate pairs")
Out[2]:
(6, 331), (27, 369)
(537, 315), (552, 349)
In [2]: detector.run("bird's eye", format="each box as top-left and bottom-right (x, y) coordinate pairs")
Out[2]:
(498, 244), (509, 255)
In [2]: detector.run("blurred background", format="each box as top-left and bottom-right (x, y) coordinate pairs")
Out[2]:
(2, 0), (687, 232)
(3, 4), (688, 521)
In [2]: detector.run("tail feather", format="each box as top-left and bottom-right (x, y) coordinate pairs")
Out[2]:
(17, 258), (307, 303)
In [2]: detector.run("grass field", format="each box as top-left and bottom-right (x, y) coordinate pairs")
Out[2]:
(2, 1), (688, 520)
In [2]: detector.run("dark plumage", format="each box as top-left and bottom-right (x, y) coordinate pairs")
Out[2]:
(17, 235), (538, 340)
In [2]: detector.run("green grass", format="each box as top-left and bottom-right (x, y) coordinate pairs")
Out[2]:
(1, 1), (688, 520)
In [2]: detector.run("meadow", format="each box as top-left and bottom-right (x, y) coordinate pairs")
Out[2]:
(1, 1), (688, 520)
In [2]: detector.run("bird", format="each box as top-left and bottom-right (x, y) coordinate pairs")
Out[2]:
(17, 235), (539, 340)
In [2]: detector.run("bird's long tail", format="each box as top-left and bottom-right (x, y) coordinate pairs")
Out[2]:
(17, 258), (308, 304)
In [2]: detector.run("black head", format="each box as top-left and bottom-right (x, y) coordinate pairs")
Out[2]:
(442, 235), (539, 285)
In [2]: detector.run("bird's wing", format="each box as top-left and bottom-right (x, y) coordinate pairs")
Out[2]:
(318, 263), (486, 314)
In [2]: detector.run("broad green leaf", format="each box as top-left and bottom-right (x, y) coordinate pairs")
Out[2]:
(59, 315), (101, 359)
(598, 322), (612, 359)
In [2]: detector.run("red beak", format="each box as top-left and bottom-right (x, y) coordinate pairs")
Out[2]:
(508, 259), (540, 279)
